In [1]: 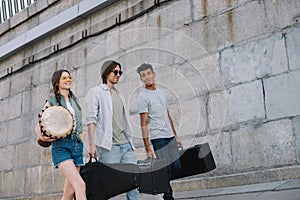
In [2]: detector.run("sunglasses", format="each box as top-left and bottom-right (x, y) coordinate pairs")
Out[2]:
(61, 76), (73, 81)
(112, 70), (123, 76)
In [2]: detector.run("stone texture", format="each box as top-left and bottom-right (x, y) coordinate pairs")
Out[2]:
(293, 117), (300, 162)
(286, 27), (300, 70)
(264, 70), (300, 120)
(231, 119), (296, 170)
(25, 165), (53, 194)
(10, 8), (29, 28)
(265, 0), (300, 29)
(0, 0), (300, 199)
(2, 169), (25, 197)
(0, 78), (10, 100)
(190, 53), (223, 93)
(0, 93), (22, 121)
(192, 0), (250, 21)
(209, 80), (265, 130)
(221, 34), (288, 86)
(147, 0), (192, 30)
(0, 145), (15, 171)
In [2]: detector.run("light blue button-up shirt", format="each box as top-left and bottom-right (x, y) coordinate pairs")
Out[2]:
(85, 84), (135, 150)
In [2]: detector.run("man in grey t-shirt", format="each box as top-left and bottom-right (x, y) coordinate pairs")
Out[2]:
(137, 63), (182, 200)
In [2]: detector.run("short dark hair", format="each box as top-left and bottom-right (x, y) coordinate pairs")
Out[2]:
(101, 60), (121, 84)
(136, 63), (154, 75)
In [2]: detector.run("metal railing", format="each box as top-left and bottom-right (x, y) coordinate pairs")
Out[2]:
(0, 0), (36, 24)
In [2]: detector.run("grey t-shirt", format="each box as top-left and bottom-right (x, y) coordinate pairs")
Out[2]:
(111, 89), (128, 144)
(138, 88), (174, 140)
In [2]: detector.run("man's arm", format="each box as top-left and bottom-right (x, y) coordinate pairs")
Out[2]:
(168, 110), (182, 148)
(87, 123), (97, 158)
(140, 112), (155, 158)
(85, 88), (99, 158)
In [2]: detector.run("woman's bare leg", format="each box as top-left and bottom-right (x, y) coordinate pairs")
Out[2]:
(59, 160), (86, 200)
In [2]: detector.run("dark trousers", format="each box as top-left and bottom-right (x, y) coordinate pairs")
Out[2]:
(151, 137), (181, 200)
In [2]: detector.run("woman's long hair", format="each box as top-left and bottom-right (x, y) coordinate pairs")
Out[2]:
(51, 69), (81, 110)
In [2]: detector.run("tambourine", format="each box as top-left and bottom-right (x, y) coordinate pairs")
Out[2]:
(37, 106), (74, 147)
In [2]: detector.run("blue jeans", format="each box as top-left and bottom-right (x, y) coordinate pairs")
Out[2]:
(151, 137), (181, 200)
(97, 143), (139, 200)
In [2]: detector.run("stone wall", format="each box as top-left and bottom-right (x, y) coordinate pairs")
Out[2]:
(0, 0), (300, 199)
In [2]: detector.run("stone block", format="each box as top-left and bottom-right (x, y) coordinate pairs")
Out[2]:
(226, 80), (265, 126)
(286, 27), (300, 70)
(292, 117), (300, 162)
(192, 0), (249, 21)
(16, 140), (42, 168)
(221, 34), (288, 86)
(188, 1), (269, 52)
(0, 51), (24, 77)
(48, 0), (60, 5)
(38, 0), (75, 24)
(188, 12), (230, 53)
(147, 0), (192, 30)
(118, 17), (149, 51)
(233, 1), (270, 43)
(31, 39), (51, 61)
(172, 28), (213, 63)
(0, 19), (10, 37)
(28, 0), (49, 17)
(10, 7), (29, 28)
(2, 169), (25, 198)
(117, 38), (177, 71)
(10, 70), (34, 95)
(39, 54), (67, 84)
(30, 84), (52, 113)
(6, 115), (33, 144)
(53, 169), (64, 193)
(207, 90), (227, 131)
(190, 53), (223, 93)
(0, 145), (15, 171)
(41, 145), (53, 164)
(209, 80), (265, 130)
(22, 83), (51, 115)
(25, 165), (53, 194)
(0, 93), (22, 121)
(85, 62), (103, 90)
(0, 172), (2, 197)
(155, 63), (206, 101)
(22, 90), (34, 115)
(264, 70), (300, 119)
(0, 122), (8, 146)
(0, 78), (10, 100)
(71, 67), (87, 99)
(193, 131), (232, 173)
(67, 47), (87, 69)
(231, 119), (296, 170)
(265, 0), (300, 29)
(169, 96), (207, 137)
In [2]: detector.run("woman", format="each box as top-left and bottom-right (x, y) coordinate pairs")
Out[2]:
(37, 69), (86, 200)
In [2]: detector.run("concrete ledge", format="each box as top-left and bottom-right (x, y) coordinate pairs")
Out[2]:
(0, 0), (119, 61)
(171, 165), (300, 192)
(174, 178), (300, 199)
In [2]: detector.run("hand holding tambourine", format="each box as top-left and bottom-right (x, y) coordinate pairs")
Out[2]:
(35, 105), (74, 147)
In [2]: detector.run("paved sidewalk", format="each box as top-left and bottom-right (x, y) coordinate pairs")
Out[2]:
(111, 178), (300, 200)
(173, 178), (300, 200)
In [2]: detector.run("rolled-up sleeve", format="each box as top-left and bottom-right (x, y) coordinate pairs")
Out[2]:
(85, 87), (99, 125)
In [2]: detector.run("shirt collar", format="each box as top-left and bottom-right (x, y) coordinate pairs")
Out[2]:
(100, 84), (110, 91)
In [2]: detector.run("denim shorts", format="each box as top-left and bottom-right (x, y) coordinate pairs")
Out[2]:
(51, 136), (84, 168)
